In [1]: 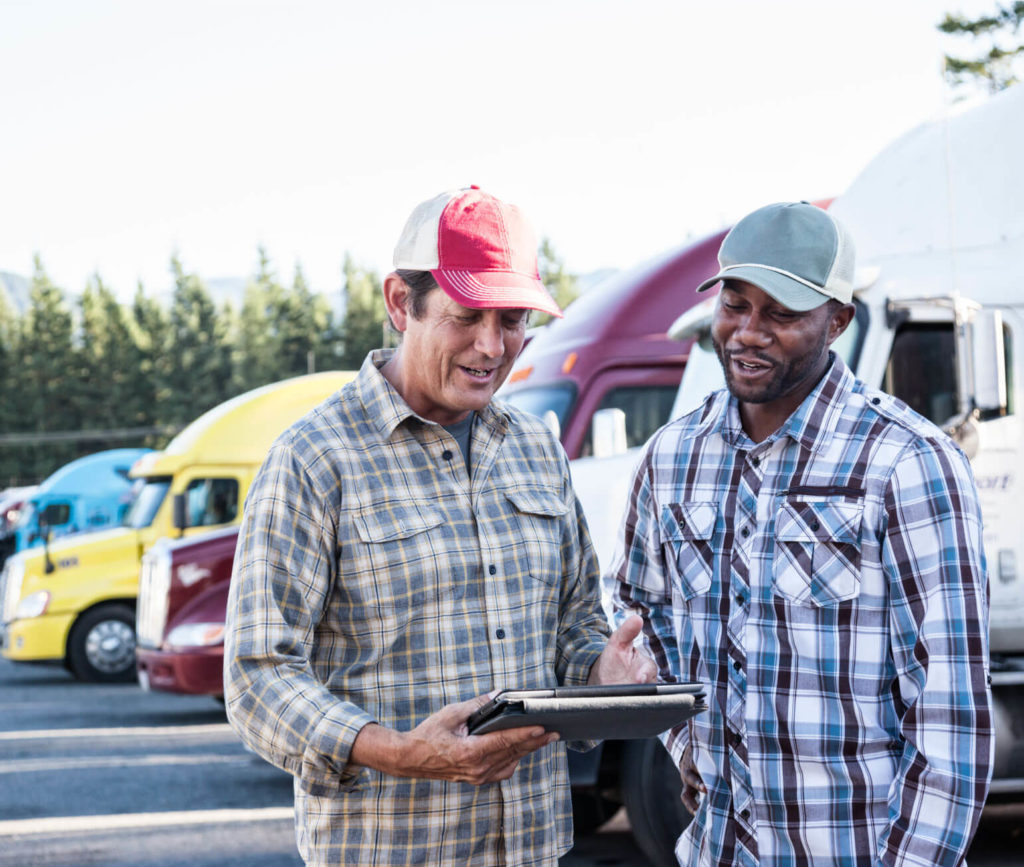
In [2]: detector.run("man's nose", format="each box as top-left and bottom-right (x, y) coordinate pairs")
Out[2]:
(474, 315), (505, 358)
(733, 311), (772, 347)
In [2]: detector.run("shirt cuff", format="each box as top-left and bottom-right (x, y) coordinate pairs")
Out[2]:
(301, 701), (377, 791)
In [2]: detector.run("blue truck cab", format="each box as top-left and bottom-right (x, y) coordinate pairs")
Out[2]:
(11, 448), (151, 553)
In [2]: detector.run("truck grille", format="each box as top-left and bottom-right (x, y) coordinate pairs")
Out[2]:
(0, 559), (22, 624)
(136, 545), (171, 648)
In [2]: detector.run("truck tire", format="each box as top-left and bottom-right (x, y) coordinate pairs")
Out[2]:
(621, 737), (691, 867)
(67, 604), (137, 683)
(572, 790), (620, 836)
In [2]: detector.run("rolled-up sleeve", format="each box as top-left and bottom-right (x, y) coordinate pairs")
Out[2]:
(224, 440), (374, 790)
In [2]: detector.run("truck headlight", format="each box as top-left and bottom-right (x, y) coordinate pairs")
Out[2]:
(166, 622), (225, 648)
(2, 556), (27, 622)
(16, 590), (51, 619)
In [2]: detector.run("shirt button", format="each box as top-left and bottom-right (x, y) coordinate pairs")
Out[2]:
(810, 521), (820, 531)
(735, 593), (745, 605)
(732, 731), (742, 746)
(740, 809), (751, 820)
(751, 456), (760, 467)
(733, 660), (742, 672)
(488, 564), (497, 575)
(441, 450), (453, 461)
(872, 397), (881, 405)
(495, 628), (506, 639)
(740, 527), (750, 538)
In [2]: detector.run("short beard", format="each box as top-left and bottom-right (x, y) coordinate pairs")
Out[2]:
(713, 326), (831, 405)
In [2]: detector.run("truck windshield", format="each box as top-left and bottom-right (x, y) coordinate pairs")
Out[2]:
(14, 501), (36, 531)
(123, 478), (171, 529)
(501, 383), (576, 438)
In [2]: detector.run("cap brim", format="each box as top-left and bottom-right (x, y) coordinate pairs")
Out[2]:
(432, 269), (563, 318)
(695, 265), (830, 312)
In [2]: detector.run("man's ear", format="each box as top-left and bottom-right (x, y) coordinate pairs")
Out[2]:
(382, 273), (410, 333)
(826, 303), (856, 346)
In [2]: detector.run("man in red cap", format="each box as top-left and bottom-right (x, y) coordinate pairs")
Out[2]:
(224, 186), (655, 866)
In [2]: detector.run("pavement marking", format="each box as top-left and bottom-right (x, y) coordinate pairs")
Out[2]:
(0, 807), (294, 837)
(0, 723), (234, 741)
(0, 753), (250, 774)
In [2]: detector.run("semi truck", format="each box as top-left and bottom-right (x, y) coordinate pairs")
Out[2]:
(499, 228), (727, 459)
(0, 485), (38, 563)
(568, 84), (1024, 864)
(0, 449), (150, 565)
(0, 371), (354, 683)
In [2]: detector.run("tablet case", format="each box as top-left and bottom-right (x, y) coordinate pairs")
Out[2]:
(466, 683), (707, 740)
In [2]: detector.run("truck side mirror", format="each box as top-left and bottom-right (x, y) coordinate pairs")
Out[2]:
(172, 494), (188, 535)
(590, 408), (628, 458)
(541, 410), (561, 441)
(970, 309), (1007, 414)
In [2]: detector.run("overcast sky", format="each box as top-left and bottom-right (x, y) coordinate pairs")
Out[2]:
(0, 0), (997, 299)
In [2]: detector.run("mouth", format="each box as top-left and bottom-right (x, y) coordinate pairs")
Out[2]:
(729, 355), (774, 377)
(460, 365), (496, 381)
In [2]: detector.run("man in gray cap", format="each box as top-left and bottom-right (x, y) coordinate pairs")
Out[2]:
(605, 202), (992, 865)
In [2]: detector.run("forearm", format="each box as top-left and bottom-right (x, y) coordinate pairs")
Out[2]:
(224, 632), (375, 786)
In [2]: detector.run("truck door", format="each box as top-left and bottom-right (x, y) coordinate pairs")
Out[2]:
(182, 477), (239, 530)
(574, 367), (682, 458)
(883, 301), (1021, 654)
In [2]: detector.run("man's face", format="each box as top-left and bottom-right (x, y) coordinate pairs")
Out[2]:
(711, 280), (849, 413)
(395, 287), (529, 425)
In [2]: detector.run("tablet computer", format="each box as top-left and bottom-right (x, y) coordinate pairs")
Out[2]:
(466, 682), (706, 741)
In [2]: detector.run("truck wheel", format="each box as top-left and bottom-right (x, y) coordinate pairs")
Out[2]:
(572, 790), (620, 835)
(621, 737), (691, 867)
(67, 604), (137, 683)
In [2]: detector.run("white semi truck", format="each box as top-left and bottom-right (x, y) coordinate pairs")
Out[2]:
(570, 83), (1024, 865)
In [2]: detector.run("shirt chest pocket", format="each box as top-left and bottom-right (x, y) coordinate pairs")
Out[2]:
(349, 502), (446, 611)
(659, 501), (717, 601)
(773, 500), (862, 607)
(505, 487), (569, 587)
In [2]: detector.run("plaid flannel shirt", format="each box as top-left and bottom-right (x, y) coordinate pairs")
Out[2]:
(224, 350), (608, 867)
(605, 356), (993, 866)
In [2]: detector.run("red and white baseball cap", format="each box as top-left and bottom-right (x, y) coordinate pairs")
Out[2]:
(392, 186), (563, 318)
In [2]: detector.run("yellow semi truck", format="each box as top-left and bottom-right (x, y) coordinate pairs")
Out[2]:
(0, 371), (354, 682)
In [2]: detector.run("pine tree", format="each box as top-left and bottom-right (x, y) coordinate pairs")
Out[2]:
(338, 254), (387, 369)
(74, 276), (150, 449)
(130, 282), (171, 443)
(939, 2), (1024, 93)
(278, 263), (335, 378)
(536, 237), (581, 327)
(234, 247), (285, 392)
(20, 257), (78, 478)
(165, 255), (233, 426)
(0, 288), (22, 484)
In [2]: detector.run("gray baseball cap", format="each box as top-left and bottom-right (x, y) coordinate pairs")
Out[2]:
(696, 202), (856, 311)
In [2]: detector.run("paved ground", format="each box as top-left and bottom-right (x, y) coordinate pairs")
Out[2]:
(1, 656), (1021, 866)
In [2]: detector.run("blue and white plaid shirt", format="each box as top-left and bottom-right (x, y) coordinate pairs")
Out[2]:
(224, 349), (608, 867)
(605, 356), (993, 866)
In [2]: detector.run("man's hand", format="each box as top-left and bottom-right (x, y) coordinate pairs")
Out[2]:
(588, 614), (657, 685)
(351, 693), (558, 785)
(679, 740), (705, 815)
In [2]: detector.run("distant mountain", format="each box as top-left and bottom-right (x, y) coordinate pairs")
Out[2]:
(576, 268), (618, 293)
(0, 272), (30, 314)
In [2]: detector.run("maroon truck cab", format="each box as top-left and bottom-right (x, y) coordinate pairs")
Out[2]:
(135, 526), (239, 697)
(499, 228), (728, 459)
